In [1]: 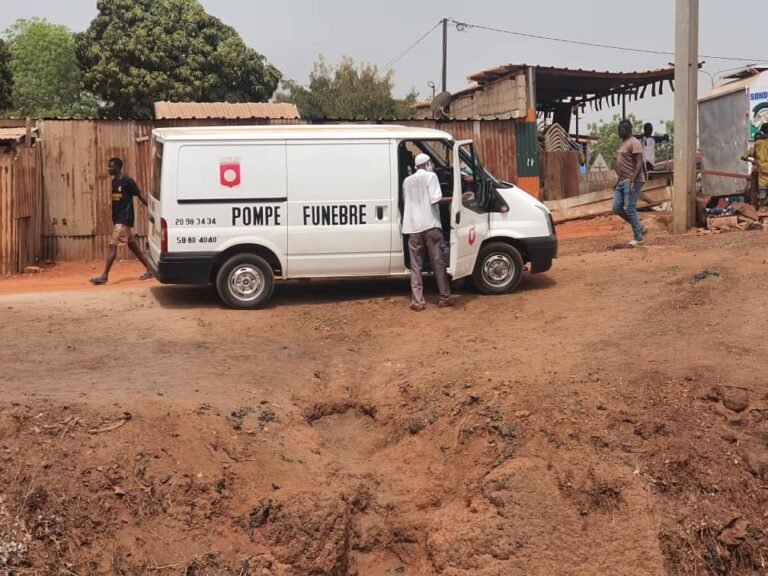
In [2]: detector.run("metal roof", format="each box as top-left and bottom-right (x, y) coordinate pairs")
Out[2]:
(480, 64), (679, 109)
(0, 127), (36, 143)
(153, 101), (301, 120)
(416, 63), (682, 112)
(153, 124), (453, 142)
(699, 74), (763, 103)
(468, 63), (677, 85)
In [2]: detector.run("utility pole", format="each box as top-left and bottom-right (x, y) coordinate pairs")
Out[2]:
(442, 18), (448, 92)
(673, 0), (699, 233)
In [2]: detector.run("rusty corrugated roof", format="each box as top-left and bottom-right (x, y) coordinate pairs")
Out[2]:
(0, 127), (35, 142)
(154, 101), (300, 120)
(414, 63), (687, 114)
(699, 75), (760, 103)
(467, 63), (679, 85)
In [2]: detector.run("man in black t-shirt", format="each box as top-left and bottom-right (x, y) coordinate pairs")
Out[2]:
(90, 157), (153, 285)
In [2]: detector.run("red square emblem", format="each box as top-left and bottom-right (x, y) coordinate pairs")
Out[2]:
(220, 159), (241, 188)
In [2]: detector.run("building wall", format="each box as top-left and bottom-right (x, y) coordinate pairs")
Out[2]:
(0, 146), (42, 275)
(416, 72), (529, 121)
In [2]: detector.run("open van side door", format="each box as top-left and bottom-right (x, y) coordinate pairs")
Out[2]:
(449, 140), (489, 279)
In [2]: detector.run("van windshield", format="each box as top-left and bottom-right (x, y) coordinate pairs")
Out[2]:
(150, 140), (163, 200)
(418, 140), (503, 188)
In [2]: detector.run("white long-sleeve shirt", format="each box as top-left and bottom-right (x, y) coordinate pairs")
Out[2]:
(402, 169), (442, 234)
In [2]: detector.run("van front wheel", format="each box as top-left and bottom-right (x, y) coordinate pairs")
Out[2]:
(472, 243), (523, 295)
(216, 253), (274, 309)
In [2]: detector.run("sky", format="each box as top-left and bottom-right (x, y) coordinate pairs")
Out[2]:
(1, 0), (766, 129)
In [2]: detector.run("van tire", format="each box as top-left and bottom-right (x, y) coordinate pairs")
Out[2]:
(473, 242), (523, 295)
(216, 253), (274, 309)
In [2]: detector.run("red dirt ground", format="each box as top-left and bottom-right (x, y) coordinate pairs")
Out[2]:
(1, 214), (767, 575)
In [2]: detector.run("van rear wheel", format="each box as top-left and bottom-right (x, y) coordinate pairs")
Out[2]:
(472, 242), (523, 295)
(216, 253), (274, 309)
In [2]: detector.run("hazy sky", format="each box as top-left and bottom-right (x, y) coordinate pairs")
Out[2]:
(2, 1), (766, 128)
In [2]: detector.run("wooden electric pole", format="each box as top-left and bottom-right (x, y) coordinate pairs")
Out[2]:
(673, 0), (699, 233)
(441, 18), (448, 92)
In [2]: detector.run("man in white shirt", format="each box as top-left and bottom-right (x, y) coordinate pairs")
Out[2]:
(641, 123), (656, 173)
(402, 153), (452, 311)
(638, 123), (669, 173)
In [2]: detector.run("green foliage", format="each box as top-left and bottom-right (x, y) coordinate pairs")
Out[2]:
(276, 55), (417, 119)
(588, 114), (674, 168)
(0, 40), (11, 112)
(76, 0), (281, 118)
(3, 18), (97, 118)
(587, 114), (643, 169)
(655, 120), (674, 162)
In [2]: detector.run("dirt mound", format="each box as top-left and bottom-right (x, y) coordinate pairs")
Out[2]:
(2, 231), (768, 574)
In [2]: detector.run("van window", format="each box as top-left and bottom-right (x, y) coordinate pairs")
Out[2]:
(458, 142), (490, 214)
(151, 141), (163, 200)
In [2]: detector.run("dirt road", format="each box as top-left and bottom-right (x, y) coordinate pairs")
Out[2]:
(1, 221), (767, 575)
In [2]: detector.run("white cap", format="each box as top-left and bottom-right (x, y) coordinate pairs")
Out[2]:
(414, 153), (431, 167)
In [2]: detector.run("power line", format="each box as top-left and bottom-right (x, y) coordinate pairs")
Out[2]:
(450, 19), (767, 64)
(381, 20), (442, 73)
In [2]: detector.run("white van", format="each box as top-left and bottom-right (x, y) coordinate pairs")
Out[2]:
(147, 125), (556, 309)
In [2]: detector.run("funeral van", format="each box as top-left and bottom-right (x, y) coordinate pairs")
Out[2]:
(146, 125), (556, 309)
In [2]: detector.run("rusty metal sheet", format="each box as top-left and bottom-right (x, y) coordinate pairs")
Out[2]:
(42, 234), (148, 261)
(0, 148), (43, 275)
(0, 157), (14, 275)
(154, 102), (300, 120)
(39, 121), (95, 236)
(0, 127), (29, 142)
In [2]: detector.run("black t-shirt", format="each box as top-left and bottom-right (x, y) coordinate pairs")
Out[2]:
(112, 175), (140, 226)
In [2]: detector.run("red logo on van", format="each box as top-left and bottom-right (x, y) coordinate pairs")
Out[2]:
(468, 226), (477, 245)
(220, 158), (241, 188)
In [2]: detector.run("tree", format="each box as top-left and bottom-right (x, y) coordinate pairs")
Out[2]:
(75, 0), (281, 118)
(655, 120), (674, 163)
(0, 40), (12, 113)
(587, 114), (643, 169)
(3, 18), (97, 118)
(588, 114), (673, 169)
(276, 55), (418, 120)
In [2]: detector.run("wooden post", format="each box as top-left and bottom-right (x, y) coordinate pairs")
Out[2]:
(673, 0), (699, 233)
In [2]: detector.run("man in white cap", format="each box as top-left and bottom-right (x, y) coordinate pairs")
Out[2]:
(402, 153), (452, 311)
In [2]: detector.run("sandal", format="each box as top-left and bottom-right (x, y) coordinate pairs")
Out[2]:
(90, 277), (107, 285)
(138, 272), (153, 281)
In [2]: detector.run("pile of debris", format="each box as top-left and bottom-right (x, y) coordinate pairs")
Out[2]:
(699, 195), (768, 234)
(545, 181), (671, 223)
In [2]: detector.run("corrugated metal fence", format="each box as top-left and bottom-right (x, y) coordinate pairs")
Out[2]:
(2, 118), (523, 271)
(39, 121), (155, 261)
(0, 146), (43, 275)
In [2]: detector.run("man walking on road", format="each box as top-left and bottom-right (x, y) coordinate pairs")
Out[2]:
(402, 153), (452, 311)
(613, 120), (647, 247)
(90, 157), (153, 285)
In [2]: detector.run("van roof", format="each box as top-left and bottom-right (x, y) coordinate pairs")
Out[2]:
(152, 124), (455, 142)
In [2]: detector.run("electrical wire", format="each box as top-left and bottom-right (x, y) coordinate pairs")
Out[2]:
(450, 19), (767, 64)
(381, 20), (442, 73)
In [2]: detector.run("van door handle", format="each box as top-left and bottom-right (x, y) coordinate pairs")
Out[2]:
(455, 212), (461, 225)
(376, 206), (385, 220)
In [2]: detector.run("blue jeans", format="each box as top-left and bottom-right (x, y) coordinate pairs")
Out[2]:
(613, 182), (644, 240)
